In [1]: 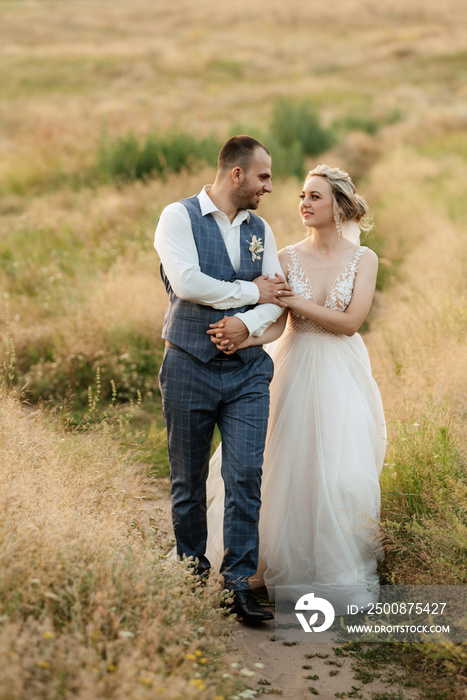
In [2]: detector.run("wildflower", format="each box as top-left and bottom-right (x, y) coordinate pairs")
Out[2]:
(190, 678), (206, 690)
(195, 650), (203, 657)
(138, 677), (153, 686)
(36, 661), (51, 669)
(186, 653), (196, 661)
(119, 630), (134, 639)
(43, 632), (54, 639)
(240, 667), (256, 677)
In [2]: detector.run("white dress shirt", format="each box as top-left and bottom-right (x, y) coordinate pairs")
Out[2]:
(154, 186), (284, 336)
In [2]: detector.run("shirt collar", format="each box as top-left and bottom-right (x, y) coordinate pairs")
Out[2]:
(198, 186), (251, 224)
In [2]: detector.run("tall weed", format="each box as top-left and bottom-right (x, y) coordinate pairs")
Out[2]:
(380, 402), (467, 585)
(269, 98), (335, 157)
(0, 303), (16, 396)
(97, 129), (221, 183)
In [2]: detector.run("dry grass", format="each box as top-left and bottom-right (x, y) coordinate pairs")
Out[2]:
(365, 148), (467, 415)
(0, 394), (251, 699)
(1, 0), (467, 191)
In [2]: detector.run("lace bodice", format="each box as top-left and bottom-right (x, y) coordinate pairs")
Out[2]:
(286, 244), (368, 336)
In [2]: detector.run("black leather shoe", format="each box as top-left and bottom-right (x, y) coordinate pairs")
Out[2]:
(231, 590), (274, 623)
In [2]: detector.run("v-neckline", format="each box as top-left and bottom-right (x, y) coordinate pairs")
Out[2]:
(291, 245), (362, 307)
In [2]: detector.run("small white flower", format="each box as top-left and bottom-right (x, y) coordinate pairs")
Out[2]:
(240, 667), (256, 677)
(119, 631), (134, 639)
(247, 235), (264, 262)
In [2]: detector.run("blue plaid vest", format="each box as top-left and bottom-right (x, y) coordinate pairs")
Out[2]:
(160, 194), (265, 363)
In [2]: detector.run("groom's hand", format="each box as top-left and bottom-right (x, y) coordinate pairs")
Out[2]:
(253, 273), (293, 306)
(207, 316), (248, 354)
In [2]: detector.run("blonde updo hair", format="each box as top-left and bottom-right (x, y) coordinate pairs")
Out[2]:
(305, 164), (372, 232)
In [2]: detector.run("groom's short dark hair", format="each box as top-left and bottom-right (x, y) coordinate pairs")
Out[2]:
(218, 135), (270, 174)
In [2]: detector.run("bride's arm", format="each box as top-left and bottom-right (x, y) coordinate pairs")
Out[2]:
(238, 309), (288, 347)
(285, 249), (378, 336)
(209, 247), (291, 351)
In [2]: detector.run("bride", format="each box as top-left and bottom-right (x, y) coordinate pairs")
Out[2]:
(206, 164), (387, 613)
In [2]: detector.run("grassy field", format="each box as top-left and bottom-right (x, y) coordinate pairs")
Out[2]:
(1, 0), (467, 697)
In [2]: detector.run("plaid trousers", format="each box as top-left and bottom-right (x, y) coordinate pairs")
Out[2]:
(159, 345), (273, 590)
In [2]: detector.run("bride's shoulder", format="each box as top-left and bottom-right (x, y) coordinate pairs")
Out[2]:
(279, 239), (308, 258)
(356, 246), (378, 276)
(278, 244), (296, 261)
(359, 246), (378, 263)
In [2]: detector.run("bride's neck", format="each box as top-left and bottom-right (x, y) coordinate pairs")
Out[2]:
(310, 226), (343, 256)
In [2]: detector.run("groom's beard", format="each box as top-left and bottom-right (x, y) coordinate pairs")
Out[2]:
(230, 182), (264, 211)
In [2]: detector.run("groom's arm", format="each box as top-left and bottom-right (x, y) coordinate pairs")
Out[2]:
(208, 242), (292, 352)
(155, 204), (289, 309)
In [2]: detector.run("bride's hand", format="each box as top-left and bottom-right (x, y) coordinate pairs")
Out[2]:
(237, 336), (254, 349)
(283, 294), (303, 310)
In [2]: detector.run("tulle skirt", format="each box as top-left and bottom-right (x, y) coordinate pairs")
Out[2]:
(206, 328), (386, 611)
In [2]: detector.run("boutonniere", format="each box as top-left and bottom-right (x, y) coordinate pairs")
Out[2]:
(247, 235), (264, 262)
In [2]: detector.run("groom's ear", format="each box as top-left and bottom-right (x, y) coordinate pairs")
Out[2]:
(231, 166), (244, 185)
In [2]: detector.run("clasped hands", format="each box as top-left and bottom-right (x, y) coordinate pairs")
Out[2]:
(207, 273), (294, 355)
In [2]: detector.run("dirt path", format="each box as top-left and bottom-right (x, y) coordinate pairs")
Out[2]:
(142, 480), (421, 700)
(228, 622), (420, 699)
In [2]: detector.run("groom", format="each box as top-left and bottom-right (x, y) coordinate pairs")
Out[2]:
(155, 135), (291, 622)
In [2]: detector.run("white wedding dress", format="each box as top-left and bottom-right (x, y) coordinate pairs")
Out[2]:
(205, 244), (386, 612)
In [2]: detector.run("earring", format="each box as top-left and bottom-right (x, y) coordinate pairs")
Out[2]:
(334, 214), (342, 237)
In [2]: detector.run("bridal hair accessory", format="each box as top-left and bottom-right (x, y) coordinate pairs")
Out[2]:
(341, 220), (361, 245)
(334, 213), (342, 238)
(247, 234), (264, 262)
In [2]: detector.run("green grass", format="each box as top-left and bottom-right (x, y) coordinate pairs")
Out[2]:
(96, 101), (336, 185)
(269, 98), (336, 156)
(418, 132), (467, 162)
(380, 401), (467, 586)
(333, 108), (403, 136)
(97, 129), (221, 184)
(0, 56), (126, 98)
